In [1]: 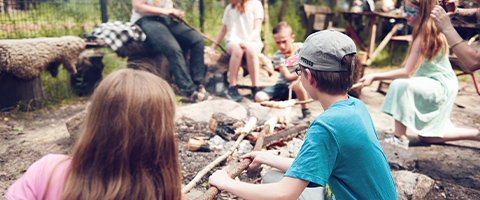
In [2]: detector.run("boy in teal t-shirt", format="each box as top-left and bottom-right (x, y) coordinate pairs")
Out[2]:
(208, 30), (397, 199)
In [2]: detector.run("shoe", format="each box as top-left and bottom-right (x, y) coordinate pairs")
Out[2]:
(301, 108), (311, 119)
(189, 91), (213, 103)
(251, 86), (261, 97)
(226, 86), (243, 102)
(380, 134), (409, 149)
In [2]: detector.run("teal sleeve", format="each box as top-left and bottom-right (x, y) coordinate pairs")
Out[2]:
(284, 122), (339, 187)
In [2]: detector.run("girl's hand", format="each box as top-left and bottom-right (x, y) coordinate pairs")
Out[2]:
(208, 169), (232, 191)
(239, 41), (246, 50)
(241, 151), (269, 171)
(358, 74), (375, 88)
(431, 5), (454, 33)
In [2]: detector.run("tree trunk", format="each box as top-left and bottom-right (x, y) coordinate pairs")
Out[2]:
(278, 0), (289, 22)
(262, 0), (270, 55)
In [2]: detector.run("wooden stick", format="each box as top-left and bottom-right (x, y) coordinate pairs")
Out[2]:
(195, 117), (278, 200)
(351, 82), (362, 90)
(119, 0), (131, 17)
(181, 117), (257, 194)
(263, 122), (309, 148)
(288, 76), (301, 101)
(170, 14), (226, 53)
(295, 99), (315, 105)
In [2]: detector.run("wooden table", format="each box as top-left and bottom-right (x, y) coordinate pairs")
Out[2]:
(339, 11), (407, 66)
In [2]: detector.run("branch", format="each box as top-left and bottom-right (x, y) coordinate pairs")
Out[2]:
(181, 117), (257, 194)
(195, 116), (278, 200)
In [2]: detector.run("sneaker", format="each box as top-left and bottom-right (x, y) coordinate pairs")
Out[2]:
(380, 135), (409, 149)
(302, 108), (311, 119)
(226, 86), (243, 102)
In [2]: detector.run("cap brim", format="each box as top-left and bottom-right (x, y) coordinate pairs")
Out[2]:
(284, 54), (299, 67)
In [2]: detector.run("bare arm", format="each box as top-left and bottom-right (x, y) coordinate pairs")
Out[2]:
(431, 5), (480, 72)
(359, 38), (422, 86)
(131, 0), (183, 17)
(209, 170), (308, 200)
(241, 151), (294, 172)
(210, 24), (228, 50)
(278, 66), (299, 82)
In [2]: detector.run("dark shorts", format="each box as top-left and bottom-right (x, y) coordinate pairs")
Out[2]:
(261, 83), (296, 100)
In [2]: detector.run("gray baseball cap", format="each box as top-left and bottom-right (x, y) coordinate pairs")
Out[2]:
(297, 29), (356, 72)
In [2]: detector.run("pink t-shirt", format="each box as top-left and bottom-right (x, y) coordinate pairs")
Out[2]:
(5, 154), (71, 200)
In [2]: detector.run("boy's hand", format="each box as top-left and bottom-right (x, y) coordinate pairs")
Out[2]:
(208, 169), (232, 191)
(241, 151), (270, 170)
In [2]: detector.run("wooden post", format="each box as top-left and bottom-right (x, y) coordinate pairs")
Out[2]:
(100, 0), (108, 23)
(262, 0), (269, 55)
(199, 0), (205, 32)
(1, 0), (4, 14)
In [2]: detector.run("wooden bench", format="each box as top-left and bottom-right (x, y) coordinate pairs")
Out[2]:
(300, 4), (346, 37)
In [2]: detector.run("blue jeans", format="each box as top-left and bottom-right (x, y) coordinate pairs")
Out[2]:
(135, 15), (205, 96)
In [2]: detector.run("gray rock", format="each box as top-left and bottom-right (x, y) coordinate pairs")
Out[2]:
(237, 140), (253, 155)
(207, 135), (227, 152)
(286, 138), (304, 158)
(381, 142), (417, 170)
(392, 170), (435, 200)
(178, 99), (247, 122)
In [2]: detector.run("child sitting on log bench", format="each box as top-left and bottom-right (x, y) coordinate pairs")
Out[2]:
(254, 21), (311, 119)
(208, 30), (397, 199)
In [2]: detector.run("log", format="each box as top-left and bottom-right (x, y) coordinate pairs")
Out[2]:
(195, 116), (278, 200)
(188, 138), (211, 152)
(69, 50), (104, 96)
(263, 122), (309, 148)
(181, 117), (257, 194)
(208, 112), (245, 141)
(0, 73), (43, 111)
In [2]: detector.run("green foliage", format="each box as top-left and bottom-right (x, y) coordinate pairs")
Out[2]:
(266, 0), (306, 56)
(40, 67), (76, 108)
(99, 48), (127, 76)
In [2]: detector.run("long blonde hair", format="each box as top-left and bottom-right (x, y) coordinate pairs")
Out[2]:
(406, 0), (448, 64)
(62, 68), (181, 200)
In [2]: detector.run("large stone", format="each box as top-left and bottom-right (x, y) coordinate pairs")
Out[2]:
(391, 170), (435, 200)
(178, 99), (247, 122)
(246, 102), (302, 124)
(65, 107), (88, 139)
(381, 142), (417, 170)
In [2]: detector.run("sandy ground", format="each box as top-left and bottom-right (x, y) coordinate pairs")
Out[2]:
(1, 68), (479, 199)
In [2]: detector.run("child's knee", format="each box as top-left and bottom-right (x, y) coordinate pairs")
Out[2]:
(255, 91), (269, 102)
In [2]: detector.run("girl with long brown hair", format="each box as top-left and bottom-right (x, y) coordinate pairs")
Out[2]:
(359, 0), (480, 149)
(207, 0), (264, 102)
(6, 68), (183, 200)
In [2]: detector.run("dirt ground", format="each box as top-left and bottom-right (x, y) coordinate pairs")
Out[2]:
(1, 68), (479, 199)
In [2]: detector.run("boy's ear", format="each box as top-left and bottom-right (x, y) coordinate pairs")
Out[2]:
(291, 34), (296, 41)
(305, 68), (316, 86)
